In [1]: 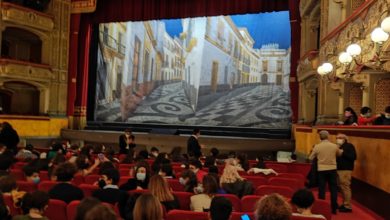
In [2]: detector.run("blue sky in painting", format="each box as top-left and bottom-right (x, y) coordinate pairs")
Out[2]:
(162, 11), (291, 49)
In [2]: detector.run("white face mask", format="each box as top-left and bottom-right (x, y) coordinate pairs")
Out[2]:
(136, 173), (146, 181)
(152, 152), (158, 157)
(179, 177), (186, 185)
(336, 139), (345, 145)
(385, 114), (390, 119)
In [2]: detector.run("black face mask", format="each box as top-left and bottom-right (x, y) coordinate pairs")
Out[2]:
(98, 179), (106, 189)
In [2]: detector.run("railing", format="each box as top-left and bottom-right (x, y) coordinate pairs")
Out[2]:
(100, 31), (126, 55)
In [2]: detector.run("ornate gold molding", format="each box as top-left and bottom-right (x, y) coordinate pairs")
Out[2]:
(71, 0), (97, 14)
(0, 59), (53, 82)
(1, 2), (54, 32)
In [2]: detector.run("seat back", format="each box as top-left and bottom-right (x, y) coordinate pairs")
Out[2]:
(66, 200), (80, 220)
(243, 176), (268, 189)
(312, 199), (332, 220)
(241, 195), (261, 212)
(38, 181), (57, 192)
(3, 194), (21, 216)
(79, 184), (99, 197)
(277, 173), (305, 188)
(39, 171), (50, 181)
(167, 179), (185, 192)
(12, 162), (27, 170)
(216, 194), (241, 212)
(17, 181), (37, 193)
(291, 215), (327, 220)
(71, 174), (85, 186)
(166, 209), (208, 220)
(119, 176), (131, 186)
(265, 163), (288, 173)
(119, 169), (131, 177)
(255, 185), (293, 198)
(10, 169), (25, 181)
(268, 177), (299, 191)
(230, 212), (255, 220)
(44, 199), (67, 220)
(172, 191), (193, 210)
(84, 174), (100, 185)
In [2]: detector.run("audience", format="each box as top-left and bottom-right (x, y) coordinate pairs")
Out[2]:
(343, 107), (358, 126)
(255, 193), (292, 220)
(358, 106), (379, 125)
(189, 159), (207, 182)
(120, 161), (151, 191)
(291, 188), (325, 219)
(237, 153), (250, 171)
(150, 147), (160, 159)
(159, 163), (175, 179)
(148, 175), (179, 212)
(170, 147), (186, 163)
(84, 204), (117, 220)
(14, 191), (49, 220)
(133, 193), (163, 220)
(75, 197), (101, 220)
(48, 162), (84, 203)
(75, 154), (100, 176)
(180, 170), (198, 193)
(0, 144), (14, 176)
(119, 128), (134, 155)
(374, 105), (390, 125)
(0, 175), (25, 207)
(151, 153), (170, 174)
(209, 196), (233, 220)
(16, 144), (38, 161)
(220, 165), (253, 198)
(0, 122), (20, 155)
(0, 192), (11, 220)
(92, 168), (128, 218)
(190, 174), (219, 212)
(22, 166), (40, 185)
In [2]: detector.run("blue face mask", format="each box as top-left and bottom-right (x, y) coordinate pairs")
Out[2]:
(136, 173), (146, 181)
(32, 177), (40, 184)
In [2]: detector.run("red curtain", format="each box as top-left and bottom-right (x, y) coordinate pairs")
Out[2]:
(71, 0), (300, 122)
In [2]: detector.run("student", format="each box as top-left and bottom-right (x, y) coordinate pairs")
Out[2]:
(374, 106), (390, 125)
(220, 165), (253, 198)
(255, 193), (291, 220)
(84, 204), (117, 220)
(159, 163), (175, 179)
(0, 192), (11, 220)
(148, 175), (179, 212)
(291, 189), (326, 219)
(179, 170), (198, 193)
(190, 174), (219, 212)
(75, 154), (100, 176)
(120, 161), (151, 191)
(150, 147), (159, 159)
(23, 166), (40, 185)
(133, 194), (163, 220)
(14, 191), (50, 220)
(209, 197), (232, 220)
(75, 197), (101, 220)
(343, 107), (358, 126)
(358, 106), (379, 125)
(189, 159), (207, 182)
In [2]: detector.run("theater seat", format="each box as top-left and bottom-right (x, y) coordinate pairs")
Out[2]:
(291, 215), (326, 220)
(79, 184), (99, 197)
(277, 173), (305, 188)
(312, 199), (331, 220)
(17, 181), (37, 193)
(66, 200), (80, 220)
(241, 195), (261, 212)
(3, 194), (21, 216)
(39, 171), (50, 181)
(166, 210), (208, 220)
(265, 163), (288, 173)
(10, 169), (25, 181)
(230, 212), (255, 220)
(84, 174), (100, 185)
(44, 199), (67, 220)
(216, 194), (241, 212)
(255, 185), (293, 198)
(12, 162), (27, 170)
(72, 174), (85, 186)
(118, 163), (134, 170)
(119, 169), (131, 177)
(38, 181), (57, 192)
(172, 191), (193, 210)
(119, 176), (131, 185)
(167, 179), (185, 192)
(268, 177), (299, 191)
(242, 176), (268, 189)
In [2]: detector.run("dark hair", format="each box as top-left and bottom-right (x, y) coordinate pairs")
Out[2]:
(291, 188), (315, 209)
(181, 170), (198, 193)
(210, 148), (219, 157)
(22, 166), (39, 177)
(101, 168), (120, 185)
(80, 145), (94, 158)
(208, 165), (219, 174)
(192, 128), (200, 135)
(137, 150), (149, 160)
(228, 151), (236, 158)
(55, 162), (77, 182)
(0, 153), (13, 171)
(52, 153), (66, 165)
(203, 174), (218, 195)
(189, 159), (202, 169)
(385, 106), (390, 113)
(344, 107), (357, 116)
(255, 193), (292, 220)
(210, 197), (232, 220)
(84, 204), (117, 220)
(124, 128), (132, 133)
(76, 154), (90, 170)
(160, 163), (174, 177)
(75, 197), (101, 220)
(135, 161), (151, 182)
(0, 175), (17, 193)
(25, 144), (34, 152)
(151, 147), (159, 152)
(237, 153), (249, 171)
(360, 106), (371, 115)
(255, 155), (266, 169)
(99, 162), (115, 175)
(133, 193), (163, 220)
(0, 192), (10, 219)
(204, 156), (216, 168)
(22, 191), (50, 212)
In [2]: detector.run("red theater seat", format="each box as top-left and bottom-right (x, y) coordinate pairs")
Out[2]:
(230, 212), (255, 220)
(79, 184), (99, 197)
(312, 199), (332, 220)
(119, 168), (131, 177)
(216, 194), (241, 212)
(255, 185), (293, 198)
(128, 189), (149, 195)
(243, 176), (268, 189)
(241, 195), (261, 212)
(3, 194), (21, 216)
(44, 199), (67, 220)
(277, 173), (305, 188)
(119, 176), (131, 185)
(268, 177), (299, 191)
(167, 178), (185, 192)
(172, 191), (193, 210)
(67, 200), (80, 220)
(265, 163), (288, 173)
(72, 174), (85, 186)
(39, 171), (50, 181)
(17, 181), (37, 193)
(12, 162), (27, 169)
(118, 164), (134, 169)
(84, 174), (100, 185)
(291, 215), (326, 220)
(166, 210), (208, 220)
(38, 181), (57, 192)
(10, 169), (25, 181)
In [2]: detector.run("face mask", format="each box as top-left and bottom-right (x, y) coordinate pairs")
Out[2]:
(194, 186), (204, 194)
(365, 113), (372, 117)
(385, 114), (390, 119)
(336, 139), (345, 145)
(179, 177), (186, 185)
(125, 134), (130, 137)
(152, 152), (158, 157)
(32, 177), (40, 184)
(98, 179), (106, 189)
(344, 112), (352, 117)
(136, 173), (146, 181)
(158, 171), (164, 176)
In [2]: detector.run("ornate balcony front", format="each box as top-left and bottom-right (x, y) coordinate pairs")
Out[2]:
(0, 58), (52, 82)
(1, 2), (54, 32)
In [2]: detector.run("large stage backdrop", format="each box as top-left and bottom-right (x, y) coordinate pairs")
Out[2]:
(93, 12), (292, 129)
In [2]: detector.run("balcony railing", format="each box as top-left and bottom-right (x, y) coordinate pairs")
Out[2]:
(100, 31), (126, 55)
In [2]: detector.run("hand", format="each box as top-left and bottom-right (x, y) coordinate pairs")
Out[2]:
(136, 186), (143, 190)
(94, 158), (101, 166)
(352, 123), (358, 126)
(376, 114), (382, 118)
(247, 168), (255, 174)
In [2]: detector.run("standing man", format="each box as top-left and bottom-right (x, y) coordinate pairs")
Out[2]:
(336, 133), (356, 213)
(187, 128), (202, 159)
(309, 130), (342, 214)
(119, 128), (135, 154)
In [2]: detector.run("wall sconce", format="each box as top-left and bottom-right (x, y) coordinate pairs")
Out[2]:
(317, 62), (335, 82)
(338, 44), (362, 78)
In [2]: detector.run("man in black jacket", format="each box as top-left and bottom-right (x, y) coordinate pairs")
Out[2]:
(187, 128), (202, 159)
(336, 133), (357, 213)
